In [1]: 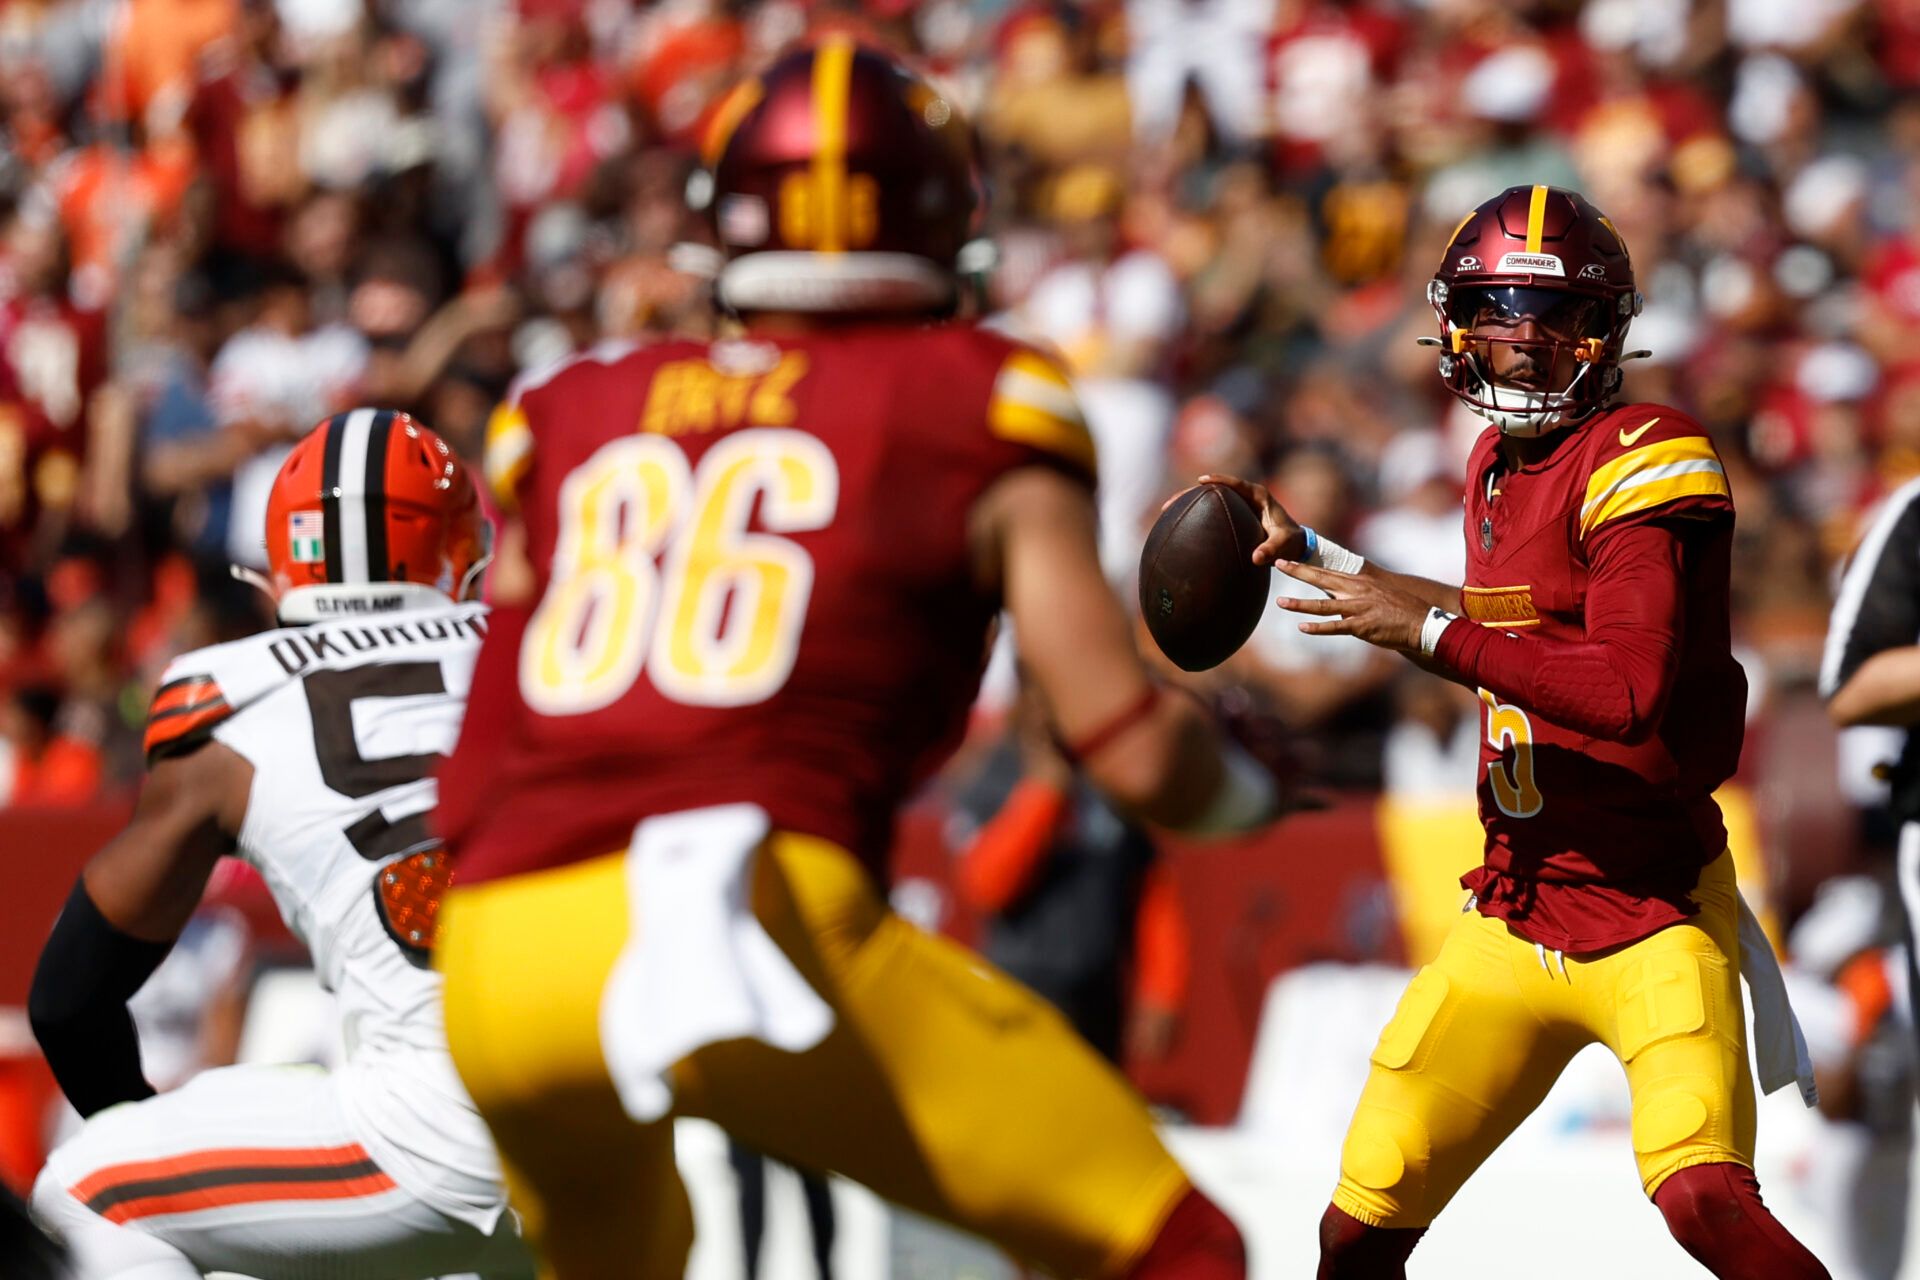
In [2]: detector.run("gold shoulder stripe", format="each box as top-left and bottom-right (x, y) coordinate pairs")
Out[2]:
(483, 402), (534, 511)
(989, 352), (1096, 475)
(1580, 435), (1728, 538)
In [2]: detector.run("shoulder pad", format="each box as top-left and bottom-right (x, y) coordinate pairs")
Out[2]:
(983, 341), (1097, 479)
(144, 672), (233, 763)
(1578, 406), (1730, 541)
(485, 339), (658, 511)
(141, 627), (314, 765)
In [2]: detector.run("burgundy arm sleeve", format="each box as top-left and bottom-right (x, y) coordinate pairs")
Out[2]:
(1433, 520), (1687, 743)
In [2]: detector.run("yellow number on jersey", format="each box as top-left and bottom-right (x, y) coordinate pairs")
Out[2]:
(521, 429), (840, 714)
(1479, 689), (1543, 818)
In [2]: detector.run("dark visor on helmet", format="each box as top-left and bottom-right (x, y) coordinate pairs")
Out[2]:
(1447, 286), (1610, 341)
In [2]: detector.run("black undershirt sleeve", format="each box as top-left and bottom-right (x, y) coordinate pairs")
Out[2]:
(27, 879), (173, 1117)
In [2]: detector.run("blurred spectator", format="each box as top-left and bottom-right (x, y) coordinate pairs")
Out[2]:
(205, 264), (365, 568)
(1356, 429), (1466, 586)
(0, 683), (101, 805)
(1381, 673), (1479, 803)
(1233, 447), (1397, 785)
(945, 680), (1190, 1066)
(1126, 0), (1270, 149)
(1008, 162), (1182, 581)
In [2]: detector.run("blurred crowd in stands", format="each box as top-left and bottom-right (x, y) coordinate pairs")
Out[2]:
(0, 0), (1912, 987)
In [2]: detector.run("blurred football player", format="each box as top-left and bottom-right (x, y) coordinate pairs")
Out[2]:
(434, 40), (1273, 1280)
(29, 412), (534, 1279)
(1207, 185), (1830, 1279)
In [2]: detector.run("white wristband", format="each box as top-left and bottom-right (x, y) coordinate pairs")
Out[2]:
(1302, 527), (1365, 575)
(1420, 607), (1458, 658)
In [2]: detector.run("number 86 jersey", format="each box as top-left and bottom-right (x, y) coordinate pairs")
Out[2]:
(441, 326), (1098, 887)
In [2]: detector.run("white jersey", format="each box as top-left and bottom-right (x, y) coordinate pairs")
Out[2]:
(148, 601), (506, 1231)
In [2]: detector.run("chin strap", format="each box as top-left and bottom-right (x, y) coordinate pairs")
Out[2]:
(230, 563), (275, 600)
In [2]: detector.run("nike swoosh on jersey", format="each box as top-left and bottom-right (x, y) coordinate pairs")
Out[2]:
(1618, 417), (1660, 447)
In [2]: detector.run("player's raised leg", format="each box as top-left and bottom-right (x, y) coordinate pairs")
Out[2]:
(1319, 908), (1584, 1278)
(443, 836), (1240, 1280)
(674, 832), (1236, 1279)
(438, 855), (695, 1280)
(1595, 854), (1829, 1280)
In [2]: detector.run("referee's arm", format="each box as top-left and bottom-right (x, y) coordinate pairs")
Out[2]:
(1825, 478), (1920, 726)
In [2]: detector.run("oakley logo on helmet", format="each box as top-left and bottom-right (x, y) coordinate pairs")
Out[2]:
(1496, 251), (1565, 276)
(1457, 255), (1482, 270)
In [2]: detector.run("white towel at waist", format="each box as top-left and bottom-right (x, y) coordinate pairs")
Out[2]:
(599, 803), (835, 1123)
(1736, 889), (1818, 1108)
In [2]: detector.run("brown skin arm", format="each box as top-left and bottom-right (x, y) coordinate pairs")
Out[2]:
(1829, 647), (1920, 727)
(971, 467), (1226, 828)
(1194, 474), (1465, 614)
(83, 742), (250, 942)
(486, 515), (537, 607)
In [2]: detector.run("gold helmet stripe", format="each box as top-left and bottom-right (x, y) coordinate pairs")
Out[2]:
(1525, 184), (1549, 254)
(811, 36), (856, 254)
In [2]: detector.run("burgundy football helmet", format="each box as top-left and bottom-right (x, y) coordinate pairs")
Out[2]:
(699, 39), (980, 315)
(1426, 185), (1644, 436)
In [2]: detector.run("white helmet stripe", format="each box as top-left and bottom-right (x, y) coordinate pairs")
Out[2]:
(333, 407), (377, 583)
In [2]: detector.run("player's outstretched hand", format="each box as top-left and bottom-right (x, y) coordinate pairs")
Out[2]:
(1160, 474), (1308, 566)
(1275, 559), (1428, 652)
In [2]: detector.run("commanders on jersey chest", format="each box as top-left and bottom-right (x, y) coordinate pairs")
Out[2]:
(269, 612), (488, 677)
(1461, 584), (1541, 627)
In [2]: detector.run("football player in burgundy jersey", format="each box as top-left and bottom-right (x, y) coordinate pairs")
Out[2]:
(1208, 186), (1829, 1278)
(431, 41), (1275, 1280)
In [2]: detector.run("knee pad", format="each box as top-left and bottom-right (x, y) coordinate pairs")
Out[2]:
(1124, 1186), (1245, 1280)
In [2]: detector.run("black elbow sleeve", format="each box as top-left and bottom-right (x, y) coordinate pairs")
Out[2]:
(28, 880), (172, 1117)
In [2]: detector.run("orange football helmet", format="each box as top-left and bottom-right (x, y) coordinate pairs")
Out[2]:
(261, 409), (487, 624)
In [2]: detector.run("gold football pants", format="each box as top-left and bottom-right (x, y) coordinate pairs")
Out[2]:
(437, 832), (1189, 1279)
(1334, 850), (1756, 1228)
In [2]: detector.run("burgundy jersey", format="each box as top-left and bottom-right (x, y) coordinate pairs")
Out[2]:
(441, 325), (1095, 885)
(1446, 402), (1745, 952)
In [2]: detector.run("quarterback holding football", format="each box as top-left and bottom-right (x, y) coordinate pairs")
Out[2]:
(1208, 185), (1831, 1279)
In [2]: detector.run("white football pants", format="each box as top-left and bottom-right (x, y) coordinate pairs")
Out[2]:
(31, 1063), (533, 1280)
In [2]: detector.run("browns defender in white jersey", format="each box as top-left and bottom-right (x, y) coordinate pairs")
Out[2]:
(28, 412), (531, 1280)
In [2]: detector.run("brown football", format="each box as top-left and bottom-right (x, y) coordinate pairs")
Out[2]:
(1138, 483), (1272, 672)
